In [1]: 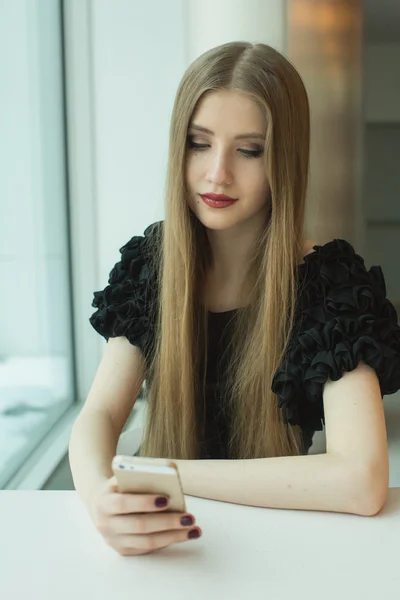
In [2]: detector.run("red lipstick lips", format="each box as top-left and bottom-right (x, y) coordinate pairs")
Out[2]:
(200, 193), (237, 208)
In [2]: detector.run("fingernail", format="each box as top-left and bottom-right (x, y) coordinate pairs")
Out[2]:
(188, 529), (201, 539)
(155, 496), (168, 507)
(180, 515), (194, 526)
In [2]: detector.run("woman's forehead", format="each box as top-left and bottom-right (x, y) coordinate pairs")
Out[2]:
(190, 90), (266, 135)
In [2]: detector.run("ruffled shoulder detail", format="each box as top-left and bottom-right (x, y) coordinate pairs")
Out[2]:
(89, 221), (162, 355)
(271, 239), (400, 431)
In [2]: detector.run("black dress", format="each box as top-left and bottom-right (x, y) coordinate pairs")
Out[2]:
(89, 221), (400, 458)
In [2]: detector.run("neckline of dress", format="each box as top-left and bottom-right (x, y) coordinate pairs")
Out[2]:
(208, 308), (241, 315)
(206, 261), (309, 315)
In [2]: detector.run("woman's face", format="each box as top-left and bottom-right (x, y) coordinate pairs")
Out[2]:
(185, 89), (270, 231)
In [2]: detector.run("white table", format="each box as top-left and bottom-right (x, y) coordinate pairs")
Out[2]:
(1, 489), (400, 600)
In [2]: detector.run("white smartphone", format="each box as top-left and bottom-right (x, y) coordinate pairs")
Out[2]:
(112, 455), (186, 513)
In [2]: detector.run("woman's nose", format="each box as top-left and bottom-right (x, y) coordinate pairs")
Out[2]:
(206, 151), (233, 186)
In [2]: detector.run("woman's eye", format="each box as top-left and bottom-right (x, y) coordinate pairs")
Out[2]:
(240, 149), (264, 158)
(187, 140), (209, 151)
(187, 138), (263, 158)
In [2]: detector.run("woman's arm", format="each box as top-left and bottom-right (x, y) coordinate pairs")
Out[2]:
(69, 337), (146, 515)
(175, 452), (381, 516)
(69, 409), (119, 513)
(176, 362), (389, 517)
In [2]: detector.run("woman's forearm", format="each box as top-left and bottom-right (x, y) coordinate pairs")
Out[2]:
(175, 453), (386, 517)
(68, 409), (118, 514)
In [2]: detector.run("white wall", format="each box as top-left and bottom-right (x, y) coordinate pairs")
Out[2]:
(90, 0), (186, 289)
(186, 0), (286, 61)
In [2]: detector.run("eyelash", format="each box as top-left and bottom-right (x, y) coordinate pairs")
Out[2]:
(187, 139), (264, 159)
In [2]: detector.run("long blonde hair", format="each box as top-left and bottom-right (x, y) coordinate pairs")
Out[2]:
(141, 41), (310, 459)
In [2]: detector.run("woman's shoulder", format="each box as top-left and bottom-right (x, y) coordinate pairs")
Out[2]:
(89, 220), (163, 350)
(296, 236), (396, 319)
(272, 236), (400, 431)
(300, 239), (317, 263)
(298, 237), (370, 277)
(119, 220), (163, 258)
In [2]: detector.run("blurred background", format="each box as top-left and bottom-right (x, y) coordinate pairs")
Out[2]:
(1, 0), (399, 490)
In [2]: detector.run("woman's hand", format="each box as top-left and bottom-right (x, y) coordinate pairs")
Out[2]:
(89, 476), (202, 556)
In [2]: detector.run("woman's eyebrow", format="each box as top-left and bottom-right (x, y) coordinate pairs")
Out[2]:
(188, 123), (265, 140)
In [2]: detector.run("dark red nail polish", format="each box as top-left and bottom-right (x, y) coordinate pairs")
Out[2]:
(188, 529), (201, 539)
(155, 496), (168, 507)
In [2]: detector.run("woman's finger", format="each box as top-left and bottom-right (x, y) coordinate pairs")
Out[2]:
(115, 526), (202, 555)
(101, 491), (170, 516)
(109, 511), (196, 535)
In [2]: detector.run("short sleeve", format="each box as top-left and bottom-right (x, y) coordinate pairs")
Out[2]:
(271, 239), (400, 431)
(89, 222), (161, 355)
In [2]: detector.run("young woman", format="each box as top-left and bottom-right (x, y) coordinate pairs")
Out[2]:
(69, 41), (400, 556)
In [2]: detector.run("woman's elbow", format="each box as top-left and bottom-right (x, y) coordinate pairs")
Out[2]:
(350, 461), (389, 517)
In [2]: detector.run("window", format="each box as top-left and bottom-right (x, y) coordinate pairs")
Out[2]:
(0, 0), (75, 487)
